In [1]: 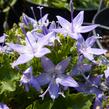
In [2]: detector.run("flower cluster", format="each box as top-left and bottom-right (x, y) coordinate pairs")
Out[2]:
(0, 1), (109, 109)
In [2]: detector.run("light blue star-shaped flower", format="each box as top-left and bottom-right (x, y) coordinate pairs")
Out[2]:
(37, 56), (79, 100)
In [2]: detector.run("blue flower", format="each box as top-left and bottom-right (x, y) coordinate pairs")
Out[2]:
(9, 31), (54, 67)
(53, 11), (98, 40)
(22, 13), (49, 29)
(20, 66), (41, 92)
(37, 56), (79, 100)
(77, 36), (107, 62)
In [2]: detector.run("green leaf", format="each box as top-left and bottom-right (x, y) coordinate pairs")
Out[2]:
(51, 93), (95, 109)
(0, 81), (16, 94)
(26, 98), (53, 109)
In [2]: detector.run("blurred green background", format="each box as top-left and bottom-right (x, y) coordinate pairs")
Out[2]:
(0, 0), (101, 12)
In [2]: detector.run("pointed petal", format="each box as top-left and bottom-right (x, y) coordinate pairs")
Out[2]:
(90, 75), (103, 86)
(26, 31), (37, 46)
(77, 25), (98, 33)
(77, 34), (84, 44)
(93, 98), (103, 109)
(49, 21), (56, 30)
(37, 32), (54, 47)
(71, 65), (80, 76)
(41, 56), (55, 73)
(55, 57), (71, 74)
(56, 16), (71, 29)
(37, 73), (51, 86)
(83, 52), (94, 61)
(20, 67), (33, 84)
(104, 67), (109, 79)
(42, 26), (48, 35)
(35, 47), (51, 57)
(56, 76), (79, 87)
(88, 48), (107, 55)
(86, 36), (96, 47)
(0, 34), (6, 43)
(73, 11), (84, 27)
(8, 43), (25, 54)
(22, 13), (37, 26)
(30, 77), (41, 92)
(12, 54), (33, 67)
(23, 66), (32, 74)
(49, 82), (59, 100)
(38, 14), (49, 25)
(78, 55), (84, 63)
(81, 64), (92, 72)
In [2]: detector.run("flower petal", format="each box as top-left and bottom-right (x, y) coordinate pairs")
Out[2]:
(56, 16), (71, 29)
(73, 11), (84, 27)
(35, 47), (51, 57)
(30, 77), (41, 92)
(12, 54), (33, 67)
(56, 76), (79, 87)
(49, 82), (59, 100)
(77, 34), (84, 44)
(49, 21), (56, 30)
(88, 48), (107, 55)
(37, 73), (51, 86)
(26, 31), (37, 46)
(77, 25), (98, 33)
(22, 13), (37, 26)
(23, 66), (32, 74)
(93, 97), (103, 109)
(8, 43), (25, 54)
(86, 36), (96, 47)
(104, 67), (109, 79)
(90, 75), (103, 86)
(0, 34), (6, 43)
(55, 57), (71, 74)
(83, 52), (94, 61)
(41, 56), (55, 73)
(38, 14), (49, 26)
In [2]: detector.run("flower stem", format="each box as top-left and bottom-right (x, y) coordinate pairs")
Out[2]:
(70, 0), (74, 32)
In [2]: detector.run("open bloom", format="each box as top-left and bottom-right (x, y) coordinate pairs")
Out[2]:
(22, 13), (49, 29)
(77, 36), (107, 62)
(20, 66), (41, 92)
(53, 11), (98, 40)
(9, 31), (54, 67)
(37, 56), (79, 100)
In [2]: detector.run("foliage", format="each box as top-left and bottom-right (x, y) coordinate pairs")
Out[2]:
(27, 0), (99, 9)
(0, 0), (16, 12)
